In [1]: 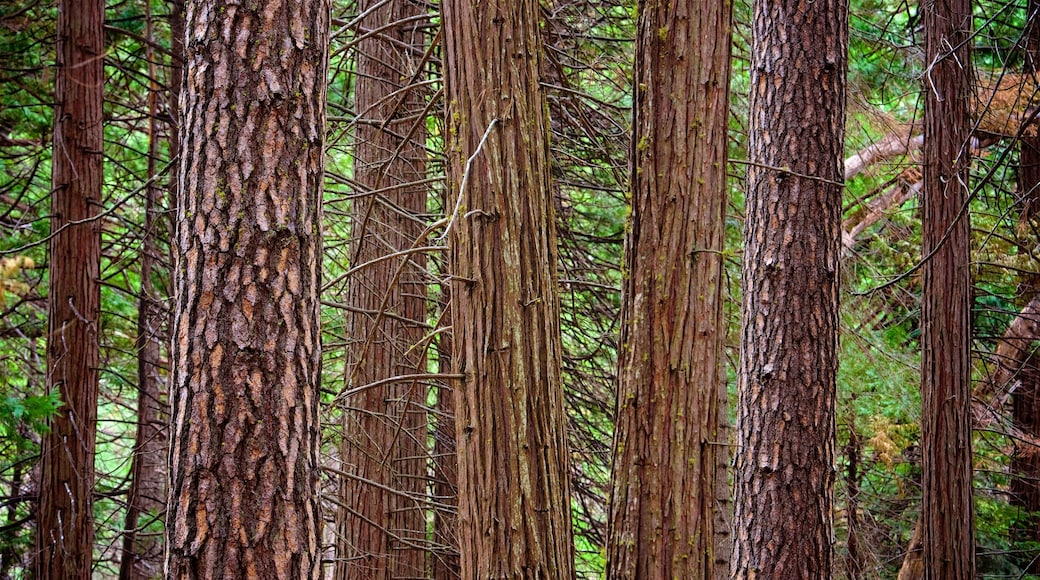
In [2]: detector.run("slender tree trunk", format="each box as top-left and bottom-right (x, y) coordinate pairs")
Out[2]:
(165, 1), (328, 577)
(606, 0), (732, 576)
(119, 4), (176, 577)
(732, 0), (847, 577)
(35, 0), (104, 576)
(336, 2), (430, 577)
(920, 0), (975, 576)
(442, 0), (576, 576)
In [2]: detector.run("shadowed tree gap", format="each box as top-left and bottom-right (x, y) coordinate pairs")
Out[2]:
(119, 2), (183, 577)
(1010, 1), (1040, 566)
(335, 1), (432, 577)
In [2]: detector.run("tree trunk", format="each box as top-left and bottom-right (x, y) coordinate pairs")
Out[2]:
(920, 0), (975, 575)
(442, 0), (576, 576)
(119, 4), (178, 577)
(606, 0), (732, 576)
(733, 0), (847, 577)
(165, 1), (328, 577)
(336, 2), (431, 578)
(35, 0), (104, 576)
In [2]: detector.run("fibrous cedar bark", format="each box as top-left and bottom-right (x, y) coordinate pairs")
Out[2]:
(733, 0), (847, 577)
(35, 0), (103, 576)
(606, 0), (732, 576)
(335, 1), (431, 577)
(165, 1), (328, 577)
(920, 0), (975, 575)
(442, 0), (576, 576)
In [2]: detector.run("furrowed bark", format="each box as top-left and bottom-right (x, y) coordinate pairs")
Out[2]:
(733, 0), (848, 576)
(165, 1), (329, 577)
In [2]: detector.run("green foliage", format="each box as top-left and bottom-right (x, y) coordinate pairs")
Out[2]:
(0, 389), (60, 439)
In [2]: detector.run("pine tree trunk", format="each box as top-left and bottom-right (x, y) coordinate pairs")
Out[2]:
(442, 0), (576, 576)
(920, 0), (975, 576)
(606, 0), (732, 576)
(35, 0), (104, 576)
(733, 0), (847, 576)
(165, 1), (328, 577)
(335, 2), (431, 577)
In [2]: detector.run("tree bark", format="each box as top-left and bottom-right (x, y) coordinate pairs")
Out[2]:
(920, 0), (975, 576)
(442, 0), (576, 576)
(336, 2), (431, 578)
(606, 0), (732, 576)
(165, 1), (328, 577)
(733, 0), (847, 577)
(35, 0), (104, 576)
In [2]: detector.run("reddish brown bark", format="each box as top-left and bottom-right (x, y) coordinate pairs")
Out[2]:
(606, 0), (732, 577)
(35, 0), (104, 576)
(442, 0), (575, 576)
(336, 2), (431, 578)
(920, 0), (975, 576)
(733, 0), (847, 577)
(165, 1), (328, 577)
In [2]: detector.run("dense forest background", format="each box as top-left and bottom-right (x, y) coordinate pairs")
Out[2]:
(2, 0), (1040, 577)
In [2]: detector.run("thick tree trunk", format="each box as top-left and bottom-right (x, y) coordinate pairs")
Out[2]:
(733, 0), (847, 577)
(165, 1), (328, 577)
(35, 0), (104, 576)
(442, 0), (576, 576)
(606, 0), (732, 577)
(920, 0), (975, 576)
(336, 2), (431, 578)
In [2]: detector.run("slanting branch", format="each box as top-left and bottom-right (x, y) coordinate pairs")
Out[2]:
(842, 171), (922, 253)
(976, 292), (1040, 414)
(845, 132), (923, 181)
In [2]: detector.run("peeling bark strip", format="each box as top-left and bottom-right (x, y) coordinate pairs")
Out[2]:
(733, 0), (847, 577)
(336, 0), (430, 577)
(442, 0), (576, 577)
(166, 1), (328, 578)
(36, 0), (104, 577)
(606, 0), (732, 577)
(920, 0), (975, 576)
